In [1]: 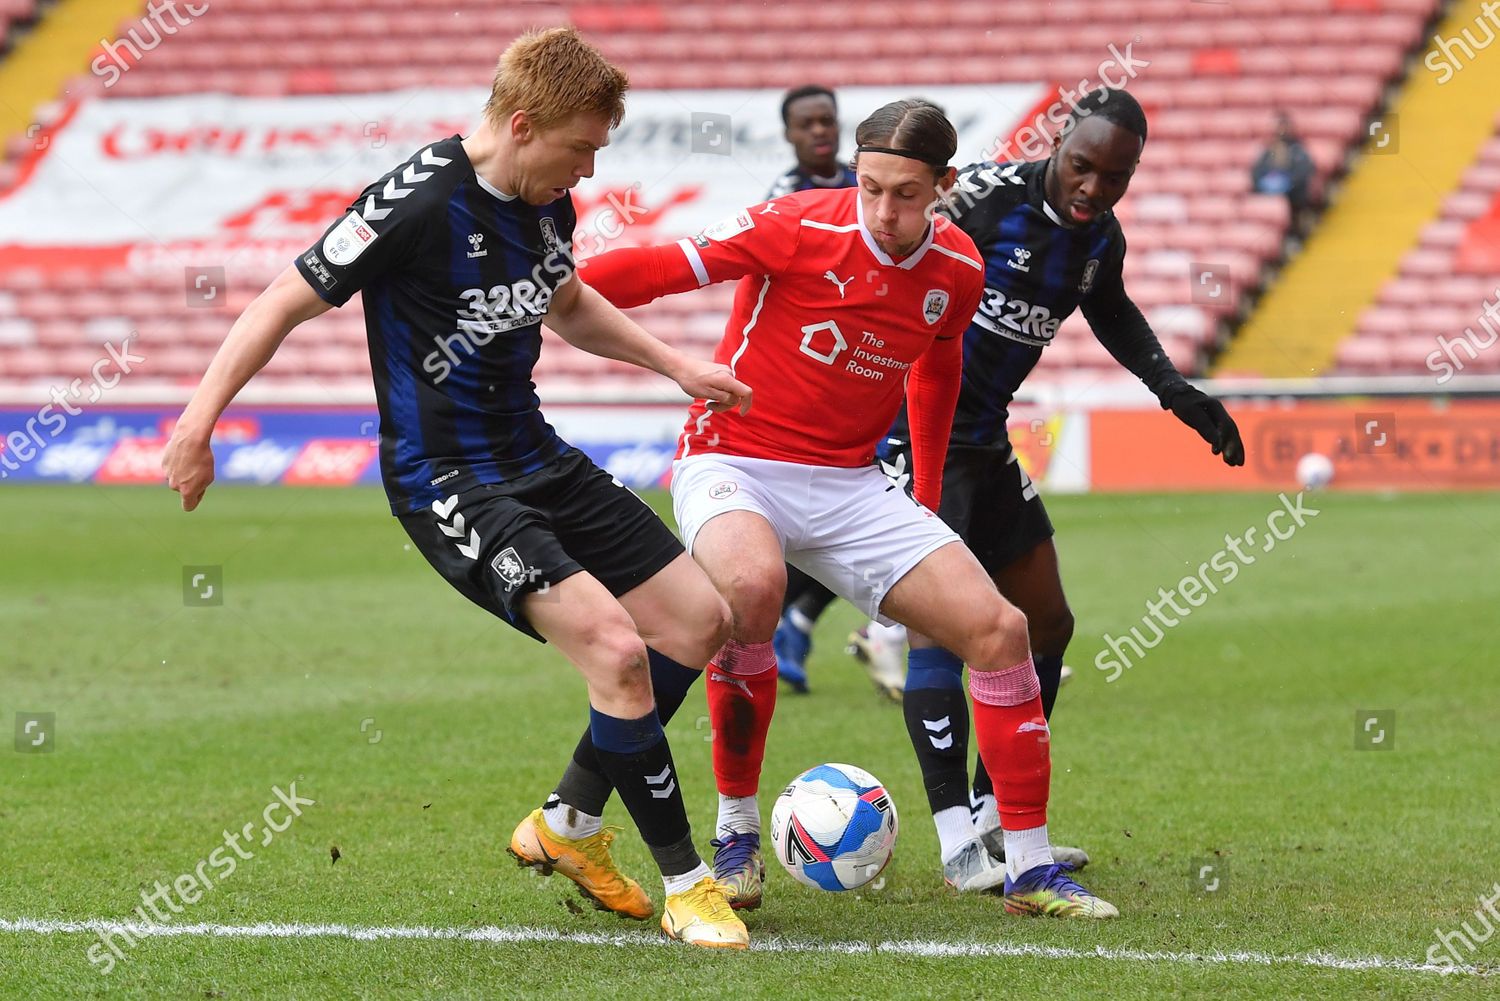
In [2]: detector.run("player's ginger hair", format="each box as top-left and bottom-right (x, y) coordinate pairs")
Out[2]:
(483, 27), (629, 135)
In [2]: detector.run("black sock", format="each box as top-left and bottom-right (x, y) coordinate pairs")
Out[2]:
(588, 707), (700, 877)
(784, 565), (838, 620)
(904, 648), (971, 814)
(1034, 652), (1064, 719)
(554, 650), (704, 817)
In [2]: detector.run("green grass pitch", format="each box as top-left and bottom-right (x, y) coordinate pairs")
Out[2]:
(2, 484), (1497, 999)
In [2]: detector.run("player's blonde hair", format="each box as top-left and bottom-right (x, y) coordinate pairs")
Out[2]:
(483, 27), (629, 135)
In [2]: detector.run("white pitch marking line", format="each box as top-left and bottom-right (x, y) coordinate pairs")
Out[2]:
(0, 917), (1490, 977)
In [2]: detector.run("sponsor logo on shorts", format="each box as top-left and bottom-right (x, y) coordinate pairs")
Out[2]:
(491, 547), (530, 591)
(708, 480), (738, 500)
(429, 469), (459, 487)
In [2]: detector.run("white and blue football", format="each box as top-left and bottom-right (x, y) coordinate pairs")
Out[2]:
(769, 763), (899, 891)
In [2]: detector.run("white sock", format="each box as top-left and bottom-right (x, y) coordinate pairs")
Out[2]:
(934, 805), (978, 863)
(867, 620), (907, 646)
(716, 794), (760, 838)
(1002, 824), (1055, 880)
(972, 793), (999, 835)
(787, 607), (815, 633)
(542, 800), (602, 840)
(663, 861), (712, 897)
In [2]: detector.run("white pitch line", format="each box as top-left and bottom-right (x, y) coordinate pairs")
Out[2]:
(0, 917), (1490, 978)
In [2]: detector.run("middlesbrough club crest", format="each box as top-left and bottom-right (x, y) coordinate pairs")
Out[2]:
(922, 289), (950, 326)
(490, 547), (530, 591)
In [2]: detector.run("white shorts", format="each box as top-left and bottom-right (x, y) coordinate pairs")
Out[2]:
(671, 453), (960, 622)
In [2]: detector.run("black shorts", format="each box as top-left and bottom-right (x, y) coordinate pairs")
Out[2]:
(397, 447), (683, 642)
(879, 441), (1054, 577)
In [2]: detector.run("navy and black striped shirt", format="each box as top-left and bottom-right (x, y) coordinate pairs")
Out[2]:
(766, 163), (858, 200)
(296, 135), (572, 515)
(888, 158), (1187, 451)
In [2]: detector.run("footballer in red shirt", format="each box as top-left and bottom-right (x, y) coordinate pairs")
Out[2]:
(544, 100), (1118, 921)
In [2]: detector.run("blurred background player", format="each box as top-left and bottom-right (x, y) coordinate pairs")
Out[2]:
(882, 88), (1245, 878)
(162, 27), (752, 950)
(766, 84), (858, 200)
(578, 98), (1118, 917)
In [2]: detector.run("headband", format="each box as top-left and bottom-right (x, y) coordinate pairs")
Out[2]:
(854, 144), (945, 167)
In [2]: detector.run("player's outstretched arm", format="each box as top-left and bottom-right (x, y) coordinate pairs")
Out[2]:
(162, 266), (333, 511)
(1082, 269), (1244, 466)
(577, 242), (705, 309)
(545, 276), (751, 415)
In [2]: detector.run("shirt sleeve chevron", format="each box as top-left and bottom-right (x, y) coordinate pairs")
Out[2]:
(945, 160), (1026, 240)
(295, 143), (451, 307)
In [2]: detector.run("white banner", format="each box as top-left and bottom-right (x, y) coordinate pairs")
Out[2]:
(0, 84), (1047, 270)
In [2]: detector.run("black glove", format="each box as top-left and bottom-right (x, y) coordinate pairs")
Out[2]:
(1165, 386), (1245, 466)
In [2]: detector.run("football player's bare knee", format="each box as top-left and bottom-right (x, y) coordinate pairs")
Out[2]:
(722, 567), (784, 642)
(587, 625), (652, 707)
(665, 589), (732, 666)
(965, 597), (1030, 671)
(704, 593), (734, 653)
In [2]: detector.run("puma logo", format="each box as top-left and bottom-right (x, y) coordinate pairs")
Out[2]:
(824, 270), (854, 298)
(710, 671), (752, 697)
(1017, 721), (1050, 735)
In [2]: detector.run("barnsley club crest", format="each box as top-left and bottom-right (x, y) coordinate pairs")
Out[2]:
(490, 547), (530, 591)
(922, 289), (950, 326)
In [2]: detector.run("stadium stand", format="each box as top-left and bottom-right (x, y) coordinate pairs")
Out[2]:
(0, 0), (41, 46)
(1336, 111), (1500, 376)
(0, 0), (1447, 394)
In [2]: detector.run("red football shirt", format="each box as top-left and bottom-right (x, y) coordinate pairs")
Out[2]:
(581, 187), (984, 509)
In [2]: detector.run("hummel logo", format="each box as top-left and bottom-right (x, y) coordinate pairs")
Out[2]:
(824, 270), (854, 298)
(878, 452), (910, 491)
(645, 764), (677, 799)
(466, 232), (487, 259)
(1007, 247), (1032, 273)
(431, 494), (481, 560)
(923, 715), (954, 750)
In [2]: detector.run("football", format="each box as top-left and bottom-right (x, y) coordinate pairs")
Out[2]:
(1296, 452), (1335, 490)
(769, 763), (899, 892)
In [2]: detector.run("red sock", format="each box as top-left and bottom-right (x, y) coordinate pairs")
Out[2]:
(969, 657), (1051, 830)
(706, 640), (778, 797)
